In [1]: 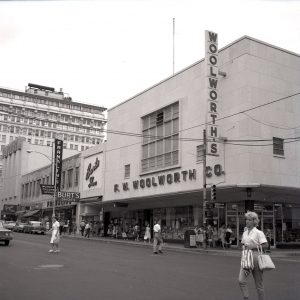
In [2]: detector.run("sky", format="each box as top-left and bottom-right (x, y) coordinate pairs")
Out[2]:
(0, 0), (300, 111)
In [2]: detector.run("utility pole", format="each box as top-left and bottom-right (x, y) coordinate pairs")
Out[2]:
(202, 129), (207, 228)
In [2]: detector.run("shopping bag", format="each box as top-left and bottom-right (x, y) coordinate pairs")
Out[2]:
(53, 235), (60, 244)
(241, 247), (254, 270)
(257, 245), (275, 271)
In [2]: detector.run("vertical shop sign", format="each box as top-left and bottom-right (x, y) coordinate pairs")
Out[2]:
(54, 139), (63, 191)
(205, 30), (219, 156)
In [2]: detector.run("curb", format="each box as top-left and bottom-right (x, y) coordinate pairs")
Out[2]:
(59, 234), (300, 258)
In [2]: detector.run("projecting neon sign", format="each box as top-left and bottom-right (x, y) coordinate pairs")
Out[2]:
(205, 30), (219, 156)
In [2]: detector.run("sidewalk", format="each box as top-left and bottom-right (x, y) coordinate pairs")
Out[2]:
(60, 233), (300, 258)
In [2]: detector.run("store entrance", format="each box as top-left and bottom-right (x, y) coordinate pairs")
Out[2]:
(256, 204), (275, 247)
(226, 204), (239, 246)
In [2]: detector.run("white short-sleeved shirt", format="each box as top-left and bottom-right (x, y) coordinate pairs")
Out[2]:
(153, 224), (161, 233)
(241, 227), (267, 248)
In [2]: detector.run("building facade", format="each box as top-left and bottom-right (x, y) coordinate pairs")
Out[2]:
(0, 138), (79, 217)
(20, 152), (81, 225)
(101, 36), (300, 247)
(0, 83), (107, 191)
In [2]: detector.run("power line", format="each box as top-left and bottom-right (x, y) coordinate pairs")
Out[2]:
(1, 92), (300, 150)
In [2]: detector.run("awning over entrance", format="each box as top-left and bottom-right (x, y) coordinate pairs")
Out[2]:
(15, 210), (26, 215)
(22, 210), (41, 218)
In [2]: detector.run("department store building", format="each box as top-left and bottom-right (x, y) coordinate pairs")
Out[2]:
(101, 35), (300, 247)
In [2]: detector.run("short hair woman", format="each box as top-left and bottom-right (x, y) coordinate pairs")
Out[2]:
(49, 216), (60, 253)
(238, 211), (268, 300)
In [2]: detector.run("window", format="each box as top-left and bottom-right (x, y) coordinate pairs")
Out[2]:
(124, 164), (130, 178)
(67, 169), (73, 188)
(141, 102), (179, 173)
(75, 167), (79, 186)
(273, 137), (284, 156)
(196, 145), (204, 162)
(61, 171), (66, 189)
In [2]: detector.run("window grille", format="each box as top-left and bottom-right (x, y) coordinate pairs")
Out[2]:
(273, 137), (284, 156)
(124, 164), (130, 178)
(141, 102), (179, 173)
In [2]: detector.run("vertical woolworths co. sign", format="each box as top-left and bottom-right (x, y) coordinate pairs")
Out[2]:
(205, 30), (219, 156)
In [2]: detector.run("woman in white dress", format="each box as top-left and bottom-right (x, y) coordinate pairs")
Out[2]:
(49, 216), (60, 253)
(144, 224), (151, 243)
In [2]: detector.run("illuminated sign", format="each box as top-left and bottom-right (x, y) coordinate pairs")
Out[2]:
(85, 157), (100, 188)
(205, 30), (219, 156)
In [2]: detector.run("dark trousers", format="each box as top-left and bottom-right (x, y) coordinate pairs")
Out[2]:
(85, 228), (91, 238)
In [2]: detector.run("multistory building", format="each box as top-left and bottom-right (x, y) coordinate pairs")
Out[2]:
(99, 35), (300, 247)
(0, 83), (107, 190)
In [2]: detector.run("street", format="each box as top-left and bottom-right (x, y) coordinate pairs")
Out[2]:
(1, 233), (299, 300)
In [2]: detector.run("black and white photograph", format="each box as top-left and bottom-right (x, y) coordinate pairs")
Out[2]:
(0, 0), (300, 299)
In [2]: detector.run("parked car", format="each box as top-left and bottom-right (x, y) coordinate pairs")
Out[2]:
(0, 220), (13, 246)
(3, 221), (16, 230)
(13, 222), (28, 233)
(23, 221), (46, 235)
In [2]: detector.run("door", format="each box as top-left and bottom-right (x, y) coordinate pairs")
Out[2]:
(226, 204), (239, 246)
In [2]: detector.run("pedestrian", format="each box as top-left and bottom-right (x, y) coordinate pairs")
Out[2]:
(59, 219), (64, 235)
(144, 223), (151, 243)
(212, 226), (218, 248)
(153, 219), (163, 254)
(195, 226), (204, 248)
(206, 225), (213, 248)
(218, 224), (226, 250)
(264, 228), (272, 252)
(68, 220), (73, 235)
(80, 220), (85, 236)
(49, 216), (60, 253)
(134, 223), (140, 241)
(238, 211), (268, 300)
(84, 222), (91, 238)
(225, 224), (233, 248)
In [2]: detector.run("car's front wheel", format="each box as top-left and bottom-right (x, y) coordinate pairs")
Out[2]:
(4, 240), (10, 246)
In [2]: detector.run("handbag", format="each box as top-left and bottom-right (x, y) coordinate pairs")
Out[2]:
(53, 234), (60, 244)
(241, 246), (254, 270)
(257, 245), (275, 271)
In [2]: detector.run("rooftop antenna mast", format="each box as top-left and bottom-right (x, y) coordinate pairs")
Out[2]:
(173, 18), (175, 75)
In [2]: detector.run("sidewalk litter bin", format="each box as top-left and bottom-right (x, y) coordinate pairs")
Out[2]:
(184, 230), (196, 248)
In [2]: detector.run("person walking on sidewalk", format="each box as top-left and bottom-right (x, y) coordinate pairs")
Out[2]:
(153, 219), (163, 254)
(144, 223), (151, 243)
(80, 220), (85, 236)
(84, 222), (91, 238)
(238, 211), (268, 300)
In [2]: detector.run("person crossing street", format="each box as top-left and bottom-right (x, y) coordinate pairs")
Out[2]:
(153, 219), (163, 254)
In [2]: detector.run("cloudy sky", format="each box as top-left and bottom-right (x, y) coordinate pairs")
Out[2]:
(0, 0), (299, 110)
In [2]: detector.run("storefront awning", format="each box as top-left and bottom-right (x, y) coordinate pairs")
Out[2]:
(22, 210), (41, 218)
(15, 210), (26, 215)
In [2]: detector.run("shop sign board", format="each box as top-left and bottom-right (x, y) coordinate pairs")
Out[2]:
(40, 184), (54, 195)
(56, 191), (80, 201)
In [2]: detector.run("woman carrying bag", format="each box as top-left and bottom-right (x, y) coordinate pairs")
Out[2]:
(238, 211), (269, 300)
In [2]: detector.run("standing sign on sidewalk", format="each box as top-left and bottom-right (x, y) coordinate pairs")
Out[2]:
(54, 139), (63, 191)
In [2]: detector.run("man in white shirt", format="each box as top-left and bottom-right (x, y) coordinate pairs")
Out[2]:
(153, 219), (163, 254)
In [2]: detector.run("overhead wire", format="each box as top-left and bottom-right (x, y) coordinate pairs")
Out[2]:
(0, 91), (300, 151)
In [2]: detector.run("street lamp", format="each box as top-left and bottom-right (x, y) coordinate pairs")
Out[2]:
(26, 149), (56, 218)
